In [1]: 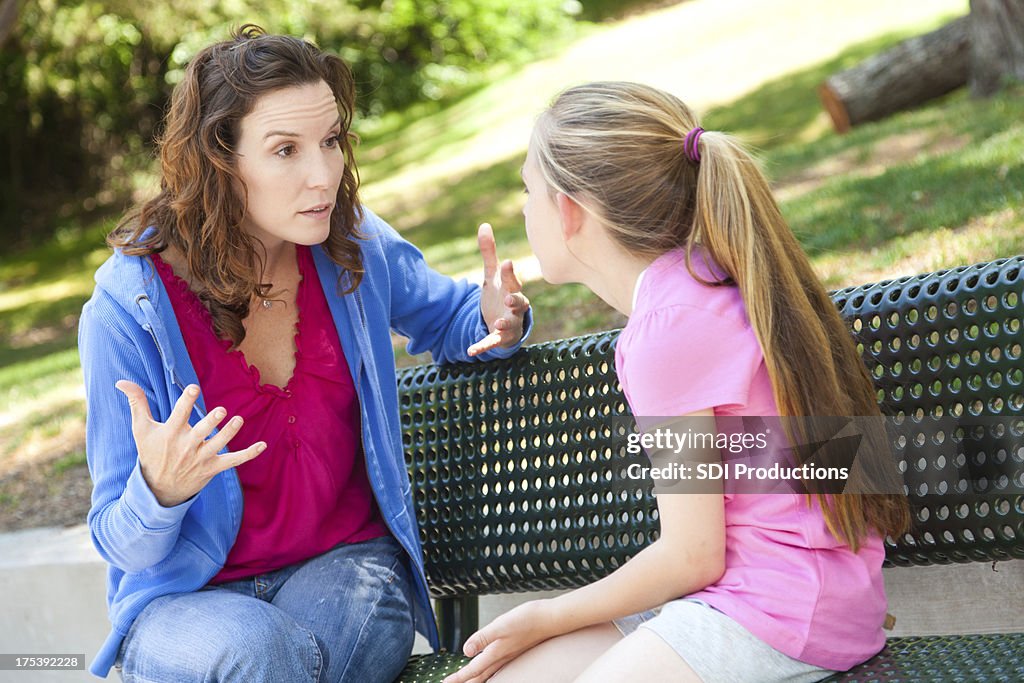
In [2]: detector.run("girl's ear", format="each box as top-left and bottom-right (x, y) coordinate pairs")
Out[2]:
(556, 192), (584, 241)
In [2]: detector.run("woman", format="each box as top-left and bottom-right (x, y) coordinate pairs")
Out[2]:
(445, 82), (909, 683)
(79, 25), (531, 681)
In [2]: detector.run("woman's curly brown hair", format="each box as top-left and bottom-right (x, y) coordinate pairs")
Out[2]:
(109, 24), (364, 346)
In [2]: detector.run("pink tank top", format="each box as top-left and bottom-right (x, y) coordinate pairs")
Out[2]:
(152, 246), (389, 582)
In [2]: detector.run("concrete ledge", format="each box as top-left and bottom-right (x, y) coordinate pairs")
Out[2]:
(882, 560), (1024, 636)
(1, 525), (1021, 682)
(0, 526), (108, 682)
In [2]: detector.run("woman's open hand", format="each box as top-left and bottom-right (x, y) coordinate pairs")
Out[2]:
(115, 381), (266, 507)
(468, 223), (531, 357)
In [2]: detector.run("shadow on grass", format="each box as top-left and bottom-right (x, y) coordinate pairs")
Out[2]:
(356, 72), (529, 184)
(0, 397), (84, 459)
(523, 280), (625, 343)
(0, 293), (86, 340)
(786, 113), (1024, 256)
(0, 214), (112, 289)
(355, 79), (497, 151)
(0, 338), (80, 385)
(577, 0), (691, 22)
(0, 291), (86, 383)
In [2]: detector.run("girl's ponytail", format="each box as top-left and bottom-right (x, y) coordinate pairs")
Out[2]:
(690, 130), (910, 548)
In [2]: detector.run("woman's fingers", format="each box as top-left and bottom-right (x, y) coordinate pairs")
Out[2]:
(478, 223), (499, 283)
(115, 380), (155, 439)
(200, 415), (244, 455)
(166, 384), (202, 430)
(500, 259), (523, 294)
(467, 331), (503, 357)
(504, 292), (530, 313)
(191, 406), (227, 443)
(214, 441), (267, 473)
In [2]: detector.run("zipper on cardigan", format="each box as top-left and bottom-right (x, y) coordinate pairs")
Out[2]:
(135, 294), (207, 420)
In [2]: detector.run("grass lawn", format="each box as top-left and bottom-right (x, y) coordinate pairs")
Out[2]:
(3, 0), (1023, 530)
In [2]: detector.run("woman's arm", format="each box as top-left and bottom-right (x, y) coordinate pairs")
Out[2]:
(80, 300), (191, 573)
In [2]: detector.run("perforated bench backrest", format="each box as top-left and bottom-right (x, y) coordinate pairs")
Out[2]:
(398, 257), (1024, 598)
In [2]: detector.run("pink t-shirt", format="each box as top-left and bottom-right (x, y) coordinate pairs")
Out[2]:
(153, 246), (389, 583)
(615, 248), (887, 671)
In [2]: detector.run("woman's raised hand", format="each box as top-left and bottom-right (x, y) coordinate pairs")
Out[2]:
(468, 223), (531, 357)
(115, 381), (266, 508)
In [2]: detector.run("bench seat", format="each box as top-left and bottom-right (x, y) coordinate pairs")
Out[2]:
(397, 633), (1024, 682)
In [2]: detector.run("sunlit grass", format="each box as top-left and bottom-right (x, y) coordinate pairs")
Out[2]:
(813, 207), (1024, 289)
(0, 218), (107, 473)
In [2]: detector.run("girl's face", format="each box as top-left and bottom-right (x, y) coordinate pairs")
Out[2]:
(234, 80), (345, 250)
(522, 142), (574, 284)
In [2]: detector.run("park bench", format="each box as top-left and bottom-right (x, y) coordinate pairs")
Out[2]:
(395, 255), (1024, 682)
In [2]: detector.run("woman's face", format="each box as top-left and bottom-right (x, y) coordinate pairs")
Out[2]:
(522, 141), (573, 284)
(234, 80), (345, 250)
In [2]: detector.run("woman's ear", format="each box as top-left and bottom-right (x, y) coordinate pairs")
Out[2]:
(556, 192), (584, 241)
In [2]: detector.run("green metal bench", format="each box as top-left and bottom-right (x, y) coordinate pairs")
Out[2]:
(395, 256), (1024, 682)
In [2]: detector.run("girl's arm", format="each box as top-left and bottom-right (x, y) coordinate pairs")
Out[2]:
(542, 488), (725, 634)
(445, 409), (726, 683)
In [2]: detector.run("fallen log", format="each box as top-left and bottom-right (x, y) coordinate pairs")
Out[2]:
(819, 16), (971, 133)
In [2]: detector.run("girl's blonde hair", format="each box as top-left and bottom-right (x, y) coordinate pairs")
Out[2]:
(532, 82), (910, 549)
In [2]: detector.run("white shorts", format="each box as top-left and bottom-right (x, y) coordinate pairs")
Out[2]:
(613, 598), (837, 683)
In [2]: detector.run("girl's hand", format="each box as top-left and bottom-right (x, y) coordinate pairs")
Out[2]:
(469, 223), (530, 357)
(115, 381), (266, 507)
(443, 599), (556, 683)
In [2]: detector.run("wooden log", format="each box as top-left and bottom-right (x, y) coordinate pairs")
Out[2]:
(819, 16), (971, 133)
(969, 0), (1024, 97)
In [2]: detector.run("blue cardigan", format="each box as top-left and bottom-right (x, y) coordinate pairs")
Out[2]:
(78, 209), (530, 677)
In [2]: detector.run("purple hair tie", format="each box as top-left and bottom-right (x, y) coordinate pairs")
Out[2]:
(684, 127), (704, 163)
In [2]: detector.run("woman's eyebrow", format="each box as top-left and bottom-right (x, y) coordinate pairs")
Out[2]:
(263, 117), (342, 140)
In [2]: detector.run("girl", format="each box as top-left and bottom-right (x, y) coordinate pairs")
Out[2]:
(79, 26), (530, 682)
(445, 82), (910, 683)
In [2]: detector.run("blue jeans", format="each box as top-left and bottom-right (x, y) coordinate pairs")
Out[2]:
(116, 535), (415, 682)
